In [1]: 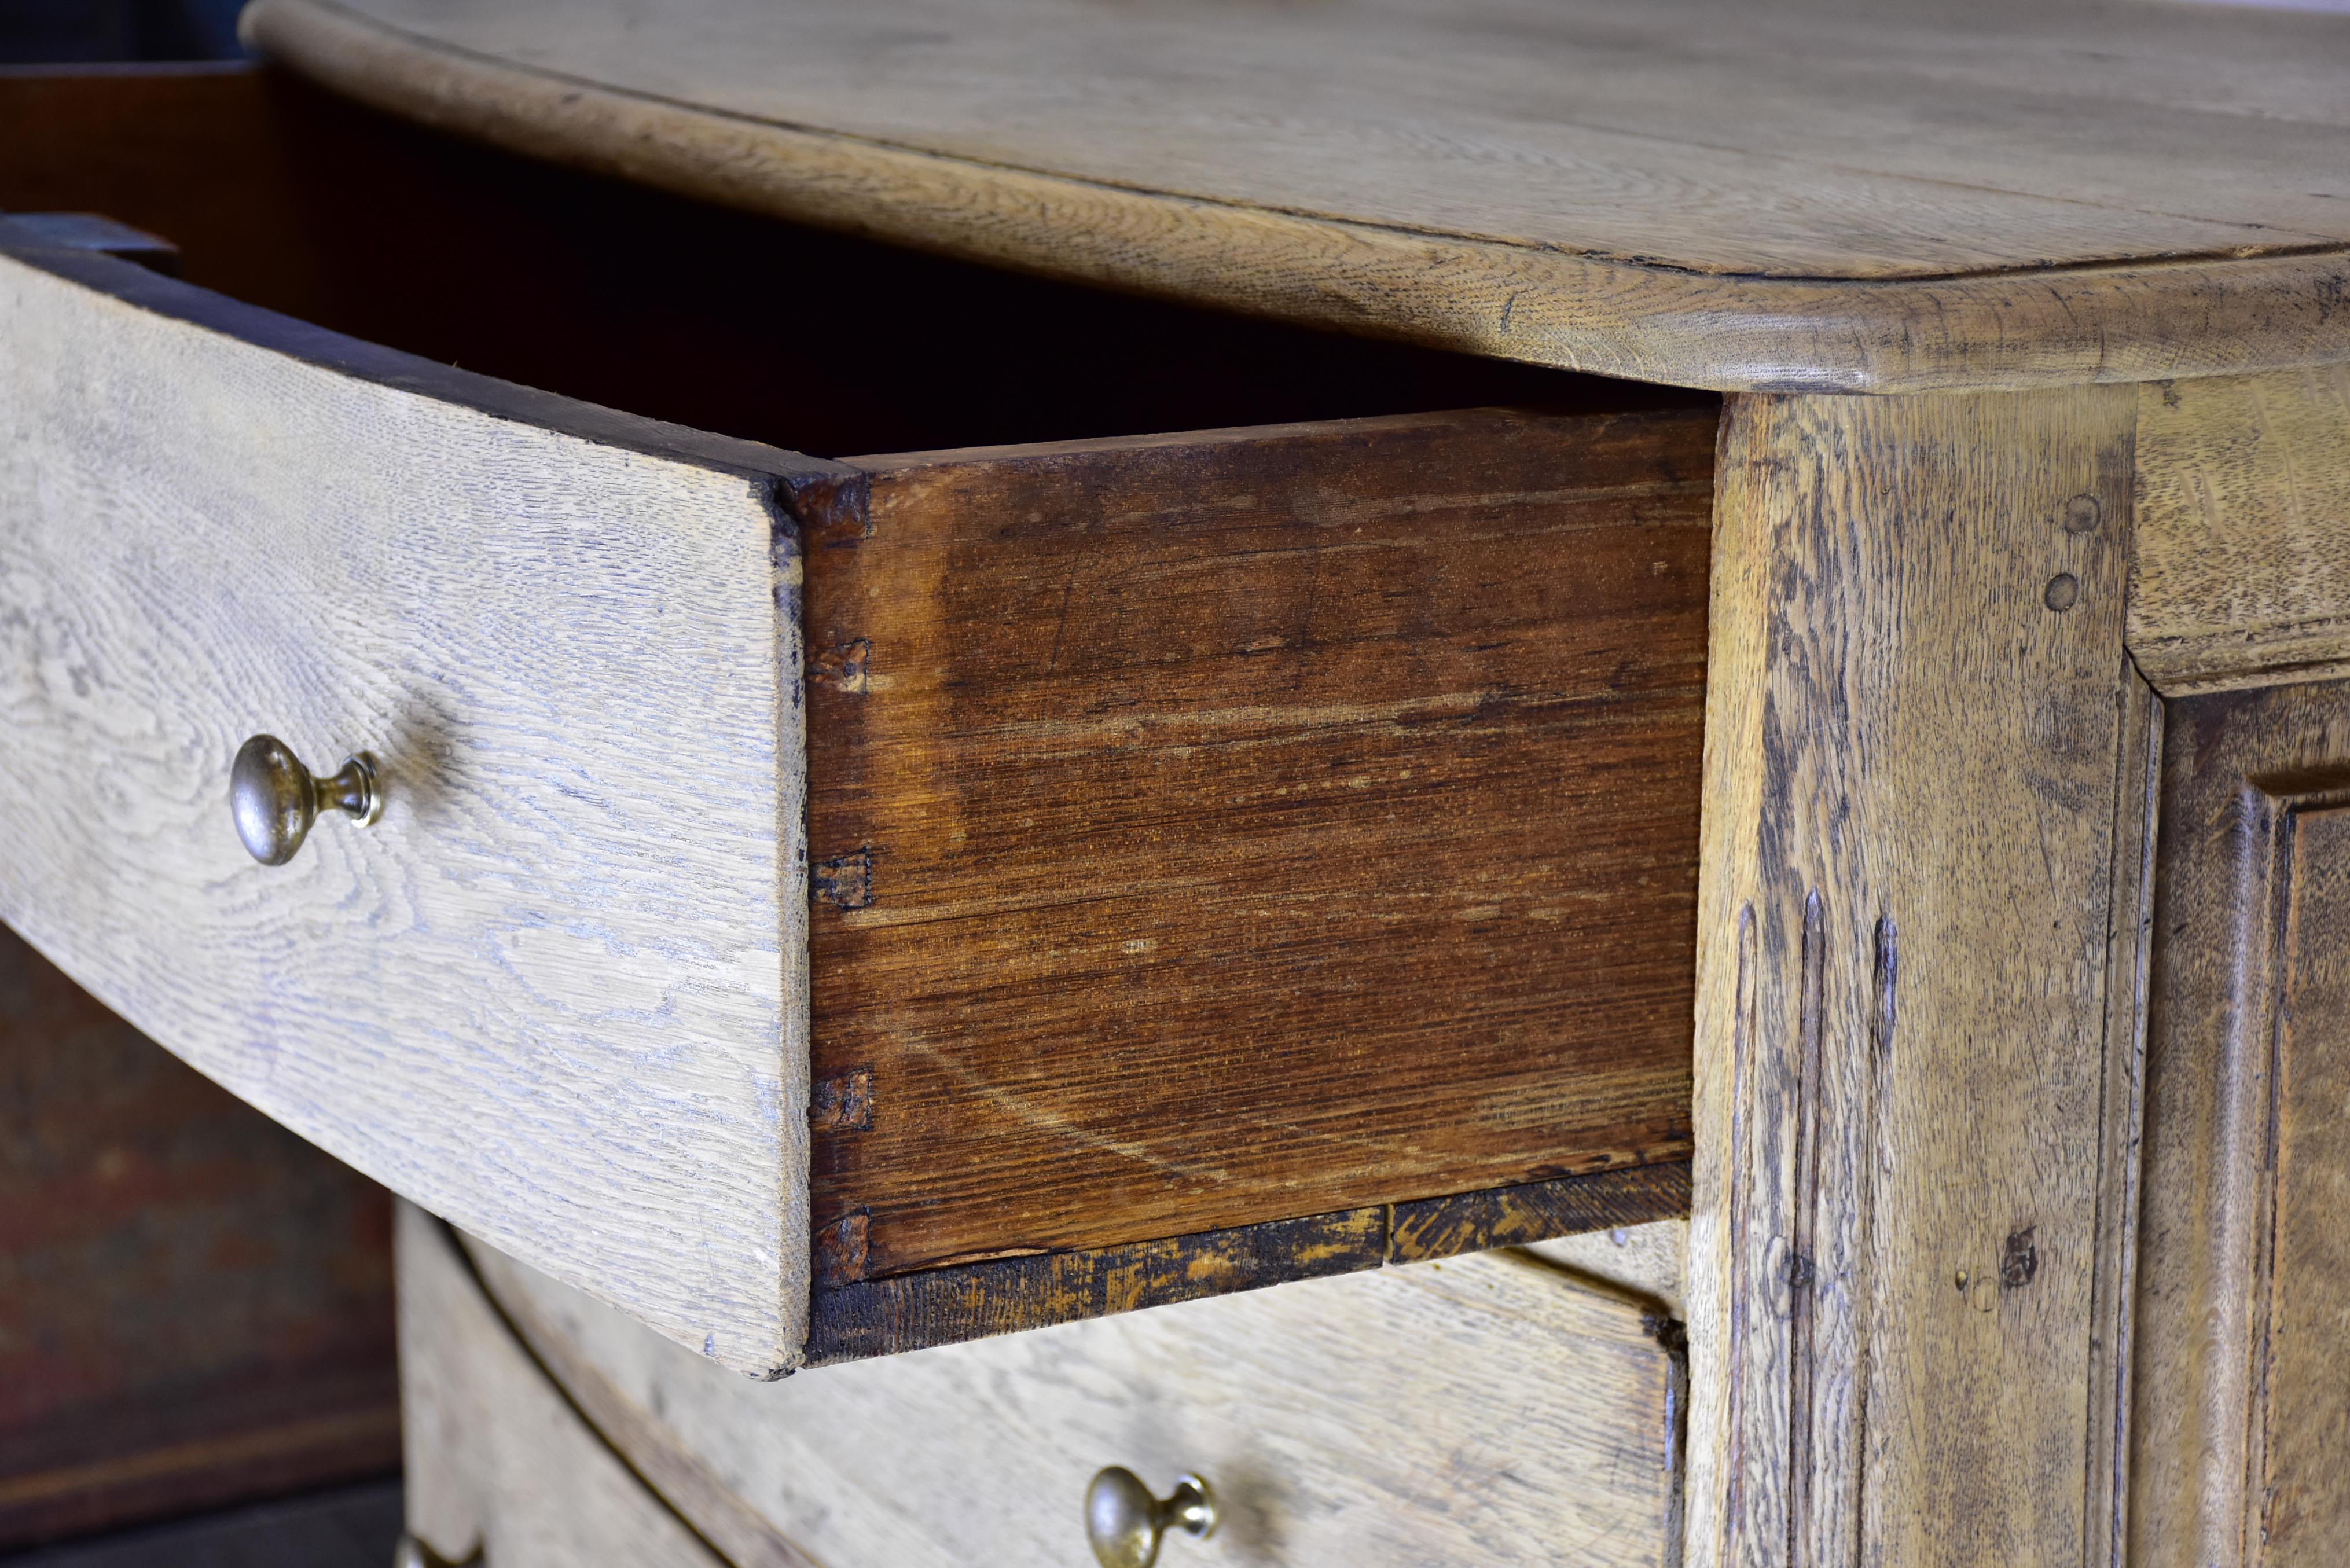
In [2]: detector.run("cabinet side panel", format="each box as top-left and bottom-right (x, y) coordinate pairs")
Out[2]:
(1686, 387), (2138, 1568)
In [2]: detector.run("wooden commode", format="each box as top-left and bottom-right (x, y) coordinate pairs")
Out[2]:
(1, 1), (2346, 1563)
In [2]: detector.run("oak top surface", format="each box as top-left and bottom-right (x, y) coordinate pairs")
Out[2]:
(252, 0), (2350, 390)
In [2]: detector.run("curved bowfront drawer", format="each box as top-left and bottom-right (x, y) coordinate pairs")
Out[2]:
(0, 234), (833, 1373)
(401, 1206), (725, 1568)
(431, 1206), (1687, 1568)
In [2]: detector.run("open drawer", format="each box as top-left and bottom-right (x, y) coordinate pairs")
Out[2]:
(0, 68), (1704, 1375)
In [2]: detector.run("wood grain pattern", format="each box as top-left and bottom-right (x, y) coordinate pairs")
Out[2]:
(467, 1220), (1686, 1568)
(0, 240), (843, 1376)
(805, 406), (1708, 1280)
(2084, 670), (2164, 1568)
(0, 921), (396, 1550)
(805, 1162), (1689, 1364)
(2131, 368), (2350, 696)
(808, 1208), (1383, 1368)
(1525, 1219), (1689, 1321)
(1683, 388), (2138, 1568)
(2266, 806), (2350, 1568)
(1388, 1160), (1693, 1267)
(2128, 681), (2350, 1568)
(243, 0), (2350, 393)
(395, 1203), (729, 1568)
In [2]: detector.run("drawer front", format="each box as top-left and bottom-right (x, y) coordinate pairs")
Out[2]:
(399, 1203), (726, 1568)
(467, 1218), (1686, 1568)
(0, 238), (836, 1374)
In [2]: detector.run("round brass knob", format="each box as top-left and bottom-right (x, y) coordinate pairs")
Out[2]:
(1085, 1468), (1215, 1568)
(230, 733), (380, 866)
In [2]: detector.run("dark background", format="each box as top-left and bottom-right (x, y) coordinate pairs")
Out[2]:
(0, 0), (248, 64)
(2, 12), (403, 1568)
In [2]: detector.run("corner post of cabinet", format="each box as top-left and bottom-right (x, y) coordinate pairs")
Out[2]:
(1680, 385), (2140, 1568)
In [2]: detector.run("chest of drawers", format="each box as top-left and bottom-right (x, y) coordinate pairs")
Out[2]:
(6, 3), (2350, 1563)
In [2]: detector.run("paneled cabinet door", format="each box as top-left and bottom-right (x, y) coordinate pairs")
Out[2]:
(2132, 679), (2350, 1568)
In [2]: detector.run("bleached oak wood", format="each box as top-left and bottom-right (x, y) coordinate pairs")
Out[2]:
(2130, 367), (2350, 696)
(464, 1227), (1685, 1568)
(242, 0), (2350, 394)
(1524, 1219), (1690, 1321)
(2128, 682), (2350, 1568)
(396, 1202), (730, 1568)
(2084, 671), (2164, 1568)
(1683, 388), (2139, 1568)
(0, 238), (842, 1376)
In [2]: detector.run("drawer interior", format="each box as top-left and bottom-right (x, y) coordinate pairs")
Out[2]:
(0, 64), (1708, 460)
(2, 63), (1710, 1364)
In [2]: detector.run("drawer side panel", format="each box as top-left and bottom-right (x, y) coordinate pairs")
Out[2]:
(808, 406), (1708, 1279)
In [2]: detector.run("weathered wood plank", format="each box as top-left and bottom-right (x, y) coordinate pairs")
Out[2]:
(0, 240), (841, 1376)
(2131, 368), (2350, 697)
(1684, 387), (2138, 1568)
(1524, 1218), (1690, 1320)
(804, 406), (1709, 1280)
(469, 1219), (1687, 1568)
(2266, 805), (2350, 1568)
(395, 1203), (729, 1568)
(806, 1161), (1689, 1363)
(244, 0), (2350, 392)
(255, 0), (2350, 281)
(2084, 670), (2163, 1568)
(2128, 682), (2350, 1568)
(807, 1209), (1385, 1368)
(1389, 1160), (1692, 1266)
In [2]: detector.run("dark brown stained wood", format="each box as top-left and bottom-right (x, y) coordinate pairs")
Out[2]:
(805, 1161), (1690, 1364)
(1389, 1156), (1691, 1265)
(2131, 681), (2350, 1568)
(0, 923), (398, 1549)
(807, 1209), (1384, 1367)
(802, 404), (1709, 1280)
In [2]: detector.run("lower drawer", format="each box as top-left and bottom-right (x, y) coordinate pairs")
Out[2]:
(398, 1204), (724, 1568)
(420, 1202), (1686, 1568)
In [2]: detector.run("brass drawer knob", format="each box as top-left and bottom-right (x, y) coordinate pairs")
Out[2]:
(1085, 1468), (1215, 1568)
(230, 733), (380, 865)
